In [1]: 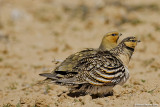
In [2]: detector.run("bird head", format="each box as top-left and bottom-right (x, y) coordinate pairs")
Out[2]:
(103, 31), (122, 43)
(122, 36), (141, 49)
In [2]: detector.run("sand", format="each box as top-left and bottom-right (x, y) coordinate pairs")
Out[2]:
(0, 0), (160, 107)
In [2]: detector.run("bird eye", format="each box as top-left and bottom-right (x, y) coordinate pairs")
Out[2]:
(112, 34), (116, 36)
(131, 40), (136, 42)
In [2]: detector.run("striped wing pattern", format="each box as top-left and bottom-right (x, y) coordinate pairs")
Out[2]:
(55, 51), (126, 87)
(53, 48), (97, 72)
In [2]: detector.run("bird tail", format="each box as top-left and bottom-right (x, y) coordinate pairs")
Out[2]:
(39, 73), (87, 86)
(39, 73), (58, 80)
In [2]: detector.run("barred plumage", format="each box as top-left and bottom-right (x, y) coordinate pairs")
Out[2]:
(40, 36), (140, 96)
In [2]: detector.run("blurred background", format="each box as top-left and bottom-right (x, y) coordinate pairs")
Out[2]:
(0, 0), (160, 106)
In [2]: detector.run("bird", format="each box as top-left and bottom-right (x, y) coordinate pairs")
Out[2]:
(54, 31), (122, 72)
(40, 36), (140, 96)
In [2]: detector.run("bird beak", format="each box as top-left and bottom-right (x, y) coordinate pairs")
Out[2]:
(119, 33), (122, 36)
(137, 40), (141, 42)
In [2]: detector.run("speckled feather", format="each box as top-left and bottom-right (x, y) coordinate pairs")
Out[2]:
(40, 50), (127, 95)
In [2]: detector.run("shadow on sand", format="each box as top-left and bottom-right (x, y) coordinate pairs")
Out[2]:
(58, 91), (113, 99)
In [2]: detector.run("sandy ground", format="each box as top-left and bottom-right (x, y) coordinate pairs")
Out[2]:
(0, 0), (160, 107)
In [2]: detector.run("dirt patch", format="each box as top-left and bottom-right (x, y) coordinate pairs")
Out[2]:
(0, 0), (160, 107)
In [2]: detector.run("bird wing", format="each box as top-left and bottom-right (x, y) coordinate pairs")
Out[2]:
(40, 48), (98, 80)
(55, 51), (126, 86)
(45, 48), (97, 79)
(54, 48), (97, 71)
